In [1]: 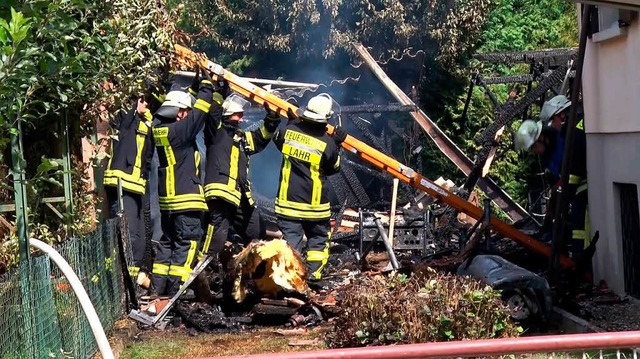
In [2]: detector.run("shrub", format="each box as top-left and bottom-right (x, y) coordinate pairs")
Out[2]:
(328, 268), (521, 348)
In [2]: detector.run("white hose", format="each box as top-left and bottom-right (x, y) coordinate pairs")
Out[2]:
(29, 238), (114, 359)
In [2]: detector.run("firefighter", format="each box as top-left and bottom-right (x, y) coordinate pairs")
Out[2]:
(150, 69), (215, 296)
(273, 94), (347, 289)
(515, 97), (589, 258)
(104, 92), (159, 282)
(200, 97), (280, 258)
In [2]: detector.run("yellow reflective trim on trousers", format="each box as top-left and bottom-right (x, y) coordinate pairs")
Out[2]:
(185, 240), (198, 269)
(310, 164), (322, 205)
(228, 146), (239, 191)
(334, 155), (340, 169)
(307, 251), (329, 261)
(308, 243), (329, 280)
(202, 224), (214, 254)
(569, 174), (582, 185)
(245, 131), (255, 152)
(169, 267), (192, 281)
(152, 263), (170, 275)
(278, 157), (291, 202)
(194, 98), (211, 113)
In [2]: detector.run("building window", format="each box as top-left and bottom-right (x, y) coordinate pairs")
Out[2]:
(617, 183), (640, 298)
(589, 5), (633, 43)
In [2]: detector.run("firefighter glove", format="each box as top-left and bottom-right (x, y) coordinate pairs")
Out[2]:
(200, 67), (213, 84)
(332, 125), (347, 146)
(286, 108), (297, 122)
(264, 102), (279, 121)
(189, 67), (200, 95)
(214, 77), (230, 99)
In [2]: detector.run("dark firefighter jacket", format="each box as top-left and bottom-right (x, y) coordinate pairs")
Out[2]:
(104, 106), (154, 196)
(563, 115), (588, 198)
(273, 121), (341, 220)
(203, 106), (278, 207)
(152, 82), (214, 213)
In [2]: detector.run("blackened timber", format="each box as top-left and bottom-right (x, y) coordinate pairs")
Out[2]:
(353, 42), (529, 223)
(341, 104), (418, 113)
(474, 48), (577, 65)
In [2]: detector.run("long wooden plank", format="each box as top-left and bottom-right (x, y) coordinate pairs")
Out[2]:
(351, 43), (529, 223)
(173, 45), (573, 268)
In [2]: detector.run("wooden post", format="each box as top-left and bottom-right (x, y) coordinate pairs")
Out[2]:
(388, 178), (400, 246)
(352, 42), (528, 223)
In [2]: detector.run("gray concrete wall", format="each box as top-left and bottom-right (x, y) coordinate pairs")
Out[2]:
(587, 133), (640, 294)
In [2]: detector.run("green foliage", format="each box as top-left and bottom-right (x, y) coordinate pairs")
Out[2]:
(479, 0), (578, 52)
(176, 0), (494, 70)
(328, 269), (520, 347)
(0, 0), (178, 270)
(419, 0), (578, 205)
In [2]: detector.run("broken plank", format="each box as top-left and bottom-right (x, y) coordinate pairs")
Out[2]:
(352, 42), (528, 223)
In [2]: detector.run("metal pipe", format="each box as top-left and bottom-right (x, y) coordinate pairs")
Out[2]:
(206, 330), (640, 359)
(29, 238), (114, 359)
(549, 4), (592, 280)
(374, 218), (400, 270)
(173, 71), (319, 89)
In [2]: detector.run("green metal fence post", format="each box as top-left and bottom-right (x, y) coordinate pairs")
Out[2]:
(62, 111), (74, 220)
(10, 119), (34, 358)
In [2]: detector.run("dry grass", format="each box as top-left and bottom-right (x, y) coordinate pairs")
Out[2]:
(120, 326), (327, 359)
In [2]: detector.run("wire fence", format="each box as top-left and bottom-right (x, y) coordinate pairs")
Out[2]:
(0, 219), (128, 359)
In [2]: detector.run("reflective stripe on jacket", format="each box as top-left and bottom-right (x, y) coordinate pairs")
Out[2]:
(203, 105), (278, 207)
(152, 83), (214, 212)
(104, 107), (154, 195)
(273, 121), (340, 220)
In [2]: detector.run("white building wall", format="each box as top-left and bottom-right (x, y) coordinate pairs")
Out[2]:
(582, 12), (640, 295)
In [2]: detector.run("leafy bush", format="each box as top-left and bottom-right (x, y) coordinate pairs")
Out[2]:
(328, 268), (520, 348)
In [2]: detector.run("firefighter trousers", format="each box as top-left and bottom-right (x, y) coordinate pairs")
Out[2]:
(106, 186), (146, 277)
(202, 197), (265, 256)
(569, 185), (590, 258)
(278, 217), (330, 280)
(152, 211), (204, 296)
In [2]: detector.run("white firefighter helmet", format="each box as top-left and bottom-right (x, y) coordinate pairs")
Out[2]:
(514, 120), (543, 152)
(297, 93), (334, 123)
(155, 90), (193, 118)
(222, 94), (249, 117)
(162, 90), (193, 109)
(540, 95), (571, 124)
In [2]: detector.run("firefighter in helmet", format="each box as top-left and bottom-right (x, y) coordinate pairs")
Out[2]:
(200, 94), (281, 259)
(515, 95), (589, 258)
(273, 93), (347, 290)
(150, 69), (218, 296)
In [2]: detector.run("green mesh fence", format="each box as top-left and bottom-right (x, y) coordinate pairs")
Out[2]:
(0, 218), (130, 359)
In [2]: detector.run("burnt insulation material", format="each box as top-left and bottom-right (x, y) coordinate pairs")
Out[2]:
(176, 302), (248, 333)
